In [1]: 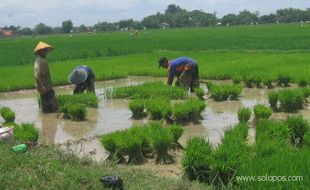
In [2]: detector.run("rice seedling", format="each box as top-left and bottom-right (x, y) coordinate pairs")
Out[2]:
(277, 74), (291, 87)
(298, 78), (308, 87)
(253, 105), (272, 120)
(237, 107), (251, 123)
(172, 99), (206, 124)
(263, 78), (274, 89)
(57, 93), (99, 108)
(67, 104), (87, 121)
(286, 115), (309, 148)
(146, 98), (172, 120)
(147, 123), (174, 164)
(210, 84), (242, 101)
(210, 123), (249, 188)
(194, 87), (205, 100)
(278, 89), (304, 112)
(100, 131), (126, 163)
(268, 91), (279, 111)
(253, 76), (262, 88)
(243, 76), (254, 88)
(167, 125), (184, 149)
(0, 107), (15, 123)
(232, 75), (242, 84)
(112, 82), (187, 99)
(129, 99), (146, 119)
(13, 123), (39, 143)
(181, 136), (213, 183)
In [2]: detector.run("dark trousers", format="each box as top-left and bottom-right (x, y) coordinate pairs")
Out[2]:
(40, 89), (58, 113)
(73, 79), (95, 94)
(177, 64), (200, 92)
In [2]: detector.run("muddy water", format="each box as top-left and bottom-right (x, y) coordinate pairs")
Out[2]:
(1, 77), (310, 161)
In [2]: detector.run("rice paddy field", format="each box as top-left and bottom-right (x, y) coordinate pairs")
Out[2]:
(1, 23), (310, 190)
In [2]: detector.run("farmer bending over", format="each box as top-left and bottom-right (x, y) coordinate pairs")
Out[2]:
(34, 41), (58, 113)
(158, 57), (200, 92)
(68, 65), (95, 94)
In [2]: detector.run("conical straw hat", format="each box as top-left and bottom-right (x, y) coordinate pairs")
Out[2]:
(68, 67), (88, 84)
(33, 41), (53, 53)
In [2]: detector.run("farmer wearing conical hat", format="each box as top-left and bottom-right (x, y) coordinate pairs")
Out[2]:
(68, 65), (95, 94)
(158, 57), (200, 92)
(33, 41), (58, 113)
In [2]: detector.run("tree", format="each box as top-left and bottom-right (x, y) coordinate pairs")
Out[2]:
(34, 23), (53, 34)
(62, 20), (73, 33)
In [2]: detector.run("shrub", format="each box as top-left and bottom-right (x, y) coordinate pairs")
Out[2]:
(147, 123), (174, 164)
(237, 107), (251, 123)
(13, 123), (39, 142)
(286, 115), (309, 147)
(129, 99), (145, 119)
(146, 98), (172, 120)
(253, 105), (272, 120)
(194, 87), (205, 99)
(0, 107), (15, 123)
(277, 74), (291, 87)
(57, 93), (99, 108)
(268, 92), (279, 111)
(232, 75), (242, 84)
(173, 99), (206, 124)
(181, 137), (213, 183)
(278, 90), (304, 112)
(67, 104), (86, 121)
(210, 84), (242, 101)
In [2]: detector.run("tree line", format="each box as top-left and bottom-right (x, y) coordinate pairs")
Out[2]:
(1, 4), (310, 35)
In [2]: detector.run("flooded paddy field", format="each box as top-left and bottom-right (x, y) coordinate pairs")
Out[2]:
(1, 77), (309, 178)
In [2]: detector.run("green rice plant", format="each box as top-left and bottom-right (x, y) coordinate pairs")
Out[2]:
(116, 128), (146, 164)
(253, 105), (272, 120)
(277, 74), (291, 87)
(268, 91), (279, 111)
(232, 75), (242, 84)
(194, 87), (205, 100)
(0, 107), (15, 123)
(147, 122), (174, 164)
(100, 131), (125, 163)
(112, 82), (187, 99)
(146, 98), (172, 120)
(253, 76), (262, 88)
(211, 123), (249, 187)
(263, 78), (274, 89)
(300, 87), (310, 99)
(243, 76), (254, 88)
(210, 84), (242, 101)
(298, 78), (308, 87)
(206, 81), (213, 89)
(237, 107), (251, 123)
(181, 137), (213, 183)
(172, 99), (206, 124)
(304, 132), (310, 147)
(129, 99), (146, 119)
(167, 125), (184, 149)
(13, 123), (39, 143)
(286, 115), (309, 148)
(67, 103), (86, 121)
(278, 89), (304, 112)
(57, 93), (99, 108)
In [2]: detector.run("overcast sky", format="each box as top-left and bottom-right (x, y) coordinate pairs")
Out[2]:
(0, 0), (309, 28)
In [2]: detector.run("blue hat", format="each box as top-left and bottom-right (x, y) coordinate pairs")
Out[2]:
(68, 68), (88, 84)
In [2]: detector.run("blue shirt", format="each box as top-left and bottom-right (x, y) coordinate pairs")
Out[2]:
(168, 57), (197, 83)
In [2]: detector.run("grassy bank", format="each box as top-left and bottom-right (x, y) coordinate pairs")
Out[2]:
(0, 143), (206, 190)
(1, 50), (310, 92)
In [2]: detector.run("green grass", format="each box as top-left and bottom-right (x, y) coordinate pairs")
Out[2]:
(13, 123), (39, 142)
(0, 142), (206, 190)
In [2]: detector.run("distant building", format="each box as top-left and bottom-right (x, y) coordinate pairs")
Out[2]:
(160, 22), (170, 28)
(0, 29), (14, 37)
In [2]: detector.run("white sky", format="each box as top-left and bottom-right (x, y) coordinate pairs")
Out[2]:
(0, 0), (309, 28)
